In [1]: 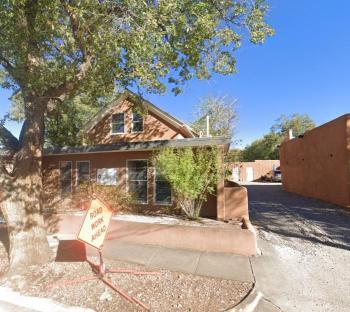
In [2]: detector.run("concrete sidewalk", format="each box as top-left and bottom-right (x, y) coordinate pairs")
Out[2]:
(95, 241), (282, 311)
(91, 240), (255, 283)
(52, 237), (282, 311)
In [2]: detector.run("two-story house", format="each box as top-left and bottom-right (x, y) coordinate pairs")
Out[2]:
(42, 90), (245, 220)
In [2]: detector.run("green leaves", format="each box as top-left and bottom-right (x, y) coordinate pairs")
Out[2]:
(241, 113), (316, 161)
(153, 146), (220, 218)
(270, 113), (316, 138)
(0, 0), (274, 98)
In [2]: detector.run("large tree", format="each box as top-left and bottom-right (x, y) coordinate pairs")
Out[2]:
(0, 0), (273, 272)
(241, 113), (315, 161)
(8, 91), (116, 147)
(241, 132), (280, 161)
(192, 95), (237, 137)
(270, 113), (316, 138)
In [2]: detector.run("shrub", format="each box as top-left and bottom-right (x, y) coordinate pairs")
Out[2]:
(153, 146), (221, 220)
(76, 182), (132, 213)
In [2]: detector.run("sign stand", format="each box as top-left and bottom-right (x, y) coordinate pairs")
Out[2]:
(49, 195), (161, 311)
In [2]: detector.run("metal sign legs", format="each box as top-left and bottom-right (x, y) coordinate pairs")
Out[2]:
(49, 248), (161, 311)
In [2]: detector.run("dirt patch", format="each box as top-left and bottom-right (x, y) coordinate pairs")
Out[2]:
(0, 235), (252, 312)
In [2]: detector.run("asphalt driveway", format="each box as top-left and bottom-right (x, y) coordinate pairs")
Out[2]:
(245, 182), (350, 312)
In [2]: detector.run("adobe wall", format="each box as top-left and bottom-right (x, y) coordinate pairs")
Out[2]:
(85, 99), (187, 144)
(230, 159), (280, 182)
(47, 214), (257, 256)
(224, 185), (249, 220)
(198, 183), (249, 221)
(280, 114), (350, 208)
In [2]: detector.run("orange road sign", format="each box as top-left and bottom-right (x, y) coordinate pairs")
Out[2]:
(78, 197), (113, 249)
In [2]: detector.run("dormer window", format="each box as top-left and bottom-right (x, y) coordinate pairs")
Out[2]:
(111, 113), (125, 134)
(132, 112), (144, 133)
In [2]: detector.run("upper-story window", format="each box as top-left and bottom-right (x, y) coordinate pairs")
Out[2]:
(111, 113), (125, 134)
(132, 112), (144, 133)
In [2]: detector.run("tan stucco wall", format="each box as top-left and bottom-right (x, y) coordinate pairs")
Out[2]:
(230, 160), (280, 182)
(280, 114), (350, 208)
(85, 99), (188, 144)
(224, 186), (249, 220)
(47, 214), (257, 256)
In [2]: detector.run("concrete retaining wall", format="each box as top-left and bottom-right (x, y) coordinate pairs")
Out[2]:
(224, 186), (249, 220)
(47, 214), (257, 256)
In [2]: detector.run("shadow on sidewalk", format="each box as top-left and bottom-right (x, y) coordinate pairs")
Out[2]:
(245, 183), (350, 251)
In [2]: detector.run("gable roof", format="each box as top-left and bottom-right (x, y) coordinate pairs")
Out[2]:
(82, 89), (197, 138)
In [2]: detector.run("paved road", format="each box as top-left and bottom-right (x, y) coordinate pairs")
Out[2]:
(245, 182), (350, 312)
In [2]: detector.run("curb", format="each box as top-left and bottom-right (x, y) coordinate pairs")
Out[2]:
(227, 284), (263, 312)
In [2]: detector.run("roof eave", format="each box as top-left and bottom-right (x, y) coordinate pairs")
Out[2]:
(44, 136), (231, 157)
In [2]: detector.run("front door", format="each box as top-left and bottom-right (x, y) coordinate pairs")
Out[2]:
(246, 167), (254, 182)
(232, 167), (240, 182)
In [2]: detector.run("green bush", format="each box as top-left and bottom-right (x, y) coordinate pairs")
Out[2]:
(153, 146), (220, 220)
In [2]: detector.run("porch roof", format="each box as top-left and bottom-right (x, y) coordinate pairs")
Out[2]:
(43, 136), (231, 156)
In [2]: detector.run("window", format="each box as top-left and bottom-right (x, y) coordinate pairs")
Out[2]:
(111, 113), (125, 134)
(77, 161), (90, 186)
(127, 160), (148, 203)
(132, 112), (144, 132)
(97, 168), (117, 186)
(155, 169), (172, 205)
(60, 161), (72, 195)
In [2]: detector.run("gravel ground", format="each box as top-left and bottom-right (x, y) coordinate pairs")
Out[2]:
(0, 234), (251, 312)
(245, 182), (350, 312)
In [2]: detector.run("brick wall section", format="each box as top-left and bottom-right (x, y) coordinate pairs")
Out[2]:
(42, 151), (177, 213)
(280, 114), (350, 208)
(42, 148), (250, 220)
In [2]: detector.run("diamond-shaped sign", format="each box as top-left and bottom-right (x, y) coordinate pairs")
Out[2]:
(78, 197), (113, 249)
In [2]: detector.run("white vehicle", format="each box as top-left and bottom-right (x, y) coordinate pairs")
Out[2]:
(272, 170), (282, 182)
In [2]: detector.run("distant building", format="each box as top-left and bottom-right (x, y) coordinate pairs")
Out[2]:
(280, 114), (350, 208)
(229, 160), (280, 182)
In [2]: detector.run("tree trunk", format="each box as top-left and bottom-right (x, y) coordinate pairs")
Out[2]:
(0, 97), (51, 274)
(1, 189), (51, 273)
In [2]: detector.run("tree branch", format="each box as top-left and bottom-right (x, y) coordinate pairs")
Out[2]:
(60, 0), (87, 60)
(38, 1), (96, 105)
(0, 124), (20, 154)
(42, 54), (92, 104)
(0, 55), (14, 71)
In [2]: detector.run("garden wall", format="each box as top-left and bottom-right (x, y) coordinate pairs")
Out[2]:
(280, 114), (350, 208)
(47, 214), (257, 256)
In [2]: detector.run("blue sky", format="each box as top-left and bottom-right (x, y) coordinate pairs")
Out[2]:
(1, 0), (350, 147)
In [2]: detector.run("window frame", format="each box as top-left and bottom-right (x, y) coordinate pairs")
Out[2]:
(131, 112), (144, 133)
(126, 159), (148, 204)
(59, 160), (72, 196)
(76, 160), (91, 186)
(154, 168), (172, 205)
(111, 112), (125, 135)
